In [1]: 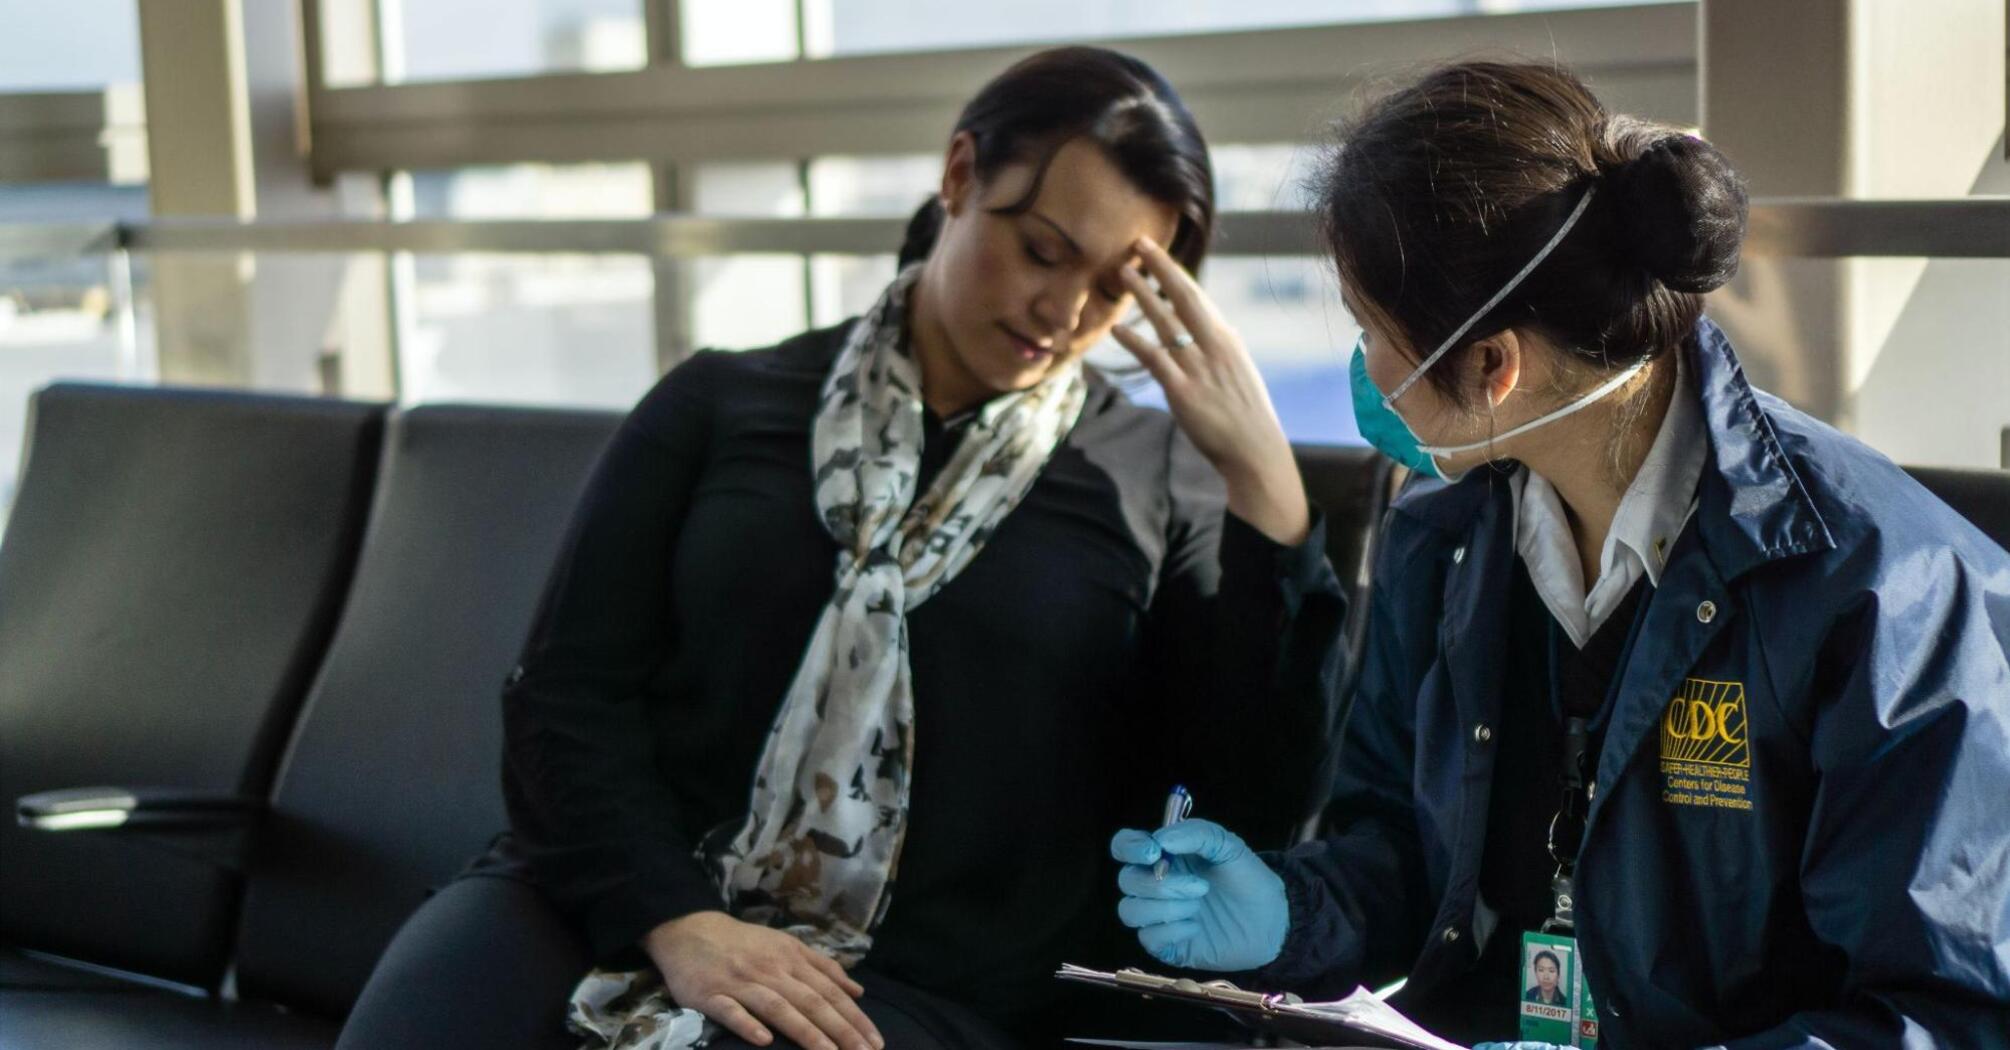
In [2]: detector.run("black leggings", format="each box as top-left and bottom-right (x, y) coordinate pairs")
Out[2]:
(336, 875), (1021, 1050)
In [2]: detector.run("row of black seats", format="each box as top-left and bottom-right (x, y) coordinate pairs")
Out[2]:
(0, 386), (637, 1048)
(2, 382), (2005, 1049)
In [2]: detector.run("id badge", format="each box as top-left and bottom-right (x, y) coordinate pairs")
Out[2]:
(1518, 930), (1596, 1047)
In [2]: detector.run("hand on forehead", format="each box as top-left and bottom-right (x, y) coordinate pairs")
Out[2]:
(972, 137), (1181, 272)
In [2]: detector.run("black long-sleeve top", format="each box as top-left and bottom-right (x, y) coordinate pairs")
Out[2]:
(494, 320), (1347, 1039)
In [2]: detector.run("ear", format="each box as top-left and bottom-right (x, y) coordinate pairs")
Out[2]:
(939, 131), (978, 217)
(1468, 329), (1524, 410)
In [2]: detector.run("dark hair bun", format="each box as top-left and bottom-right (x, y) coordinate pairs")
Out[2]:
(1611, 135), (1749, 293)
(898, 196), (946, 269)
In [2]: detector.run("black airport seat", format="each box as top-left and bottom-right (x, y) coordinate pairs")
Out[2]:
(1906, 465), (2010, 555)
(1292, 445), (1399, 688)
(0, 402), (617, 1048)
(0, 384), (385, 992)
(228, 404), (618, 1020)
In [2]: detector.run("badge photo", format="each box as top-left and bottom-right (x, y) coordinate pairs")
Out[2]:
(1519, 932), (1576, 1043)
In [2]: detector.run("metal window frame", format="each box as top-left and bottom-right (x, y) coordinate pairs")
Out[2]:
(299, 2), (1700, 177)
(0, 88), (147, 184)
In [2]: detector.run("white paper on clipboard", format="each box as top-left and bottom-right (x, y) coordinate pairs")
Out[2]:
(1056, 965), (1468, 1050)
(1280, 986), (1468, 1050)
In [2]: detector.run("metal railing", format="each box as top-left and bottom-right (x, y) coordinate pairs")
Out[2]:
(1, 197), (2005, 261)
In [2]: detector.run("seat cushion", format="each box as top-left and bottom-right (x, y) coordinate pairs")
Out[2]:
(0, 990), (337, 1050)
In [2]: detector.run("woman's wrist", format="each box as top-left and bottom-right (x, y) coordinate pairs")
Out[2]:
(644, 909), (733, 956)
(1220, 448), (1311, 546)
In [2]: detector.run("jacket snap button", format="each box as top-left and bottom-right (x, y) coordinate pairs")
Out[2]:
(1696, 600), (1718, 624)
(1441, 925), (1461, 944)
(1451, 545), (1466, 565)
(506, 665), (526, 687)
(1472, 723), (1492, 744)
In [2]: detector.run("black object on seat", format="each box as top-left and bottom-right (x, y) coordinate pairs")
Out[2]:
(1906, 465), (2010, 555)
(0, 383), (384, 989)
(227, 404), (619, 1020)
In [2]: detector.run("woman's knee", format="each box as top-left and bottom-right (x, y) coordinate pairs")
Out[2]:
(336, 875), (592, 1050)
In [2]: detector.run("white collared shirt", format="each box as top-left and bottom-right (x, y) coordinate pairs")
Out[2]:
(1511, 353), (1706, 649)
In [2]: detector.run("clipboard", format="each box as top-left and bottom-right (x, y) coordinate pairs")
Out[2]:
(1056, 965), (1468, 1050)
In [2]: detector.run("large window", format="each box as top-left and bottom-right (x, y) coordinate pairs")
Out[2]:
(0, 244), (146, 518)
(394, 163), (657, 407)
(0, 0), (141, 91)
(806, 154), (934, 329)
(688, 162), (811, 351)
(378, 0), (646, 84)
(680, 0), (801, 67)
(681, 0), (1683, 65)
(294, 1), (1687, 443)
(0, 0), (149, 524)
(329, 0), (1694, 75)
(1200, 145), (1359, 444)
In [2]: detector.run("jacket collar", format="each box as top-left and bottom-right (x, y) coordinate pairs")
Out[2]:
(1391, 318), (1835, 581)
(1685, 317), (1836, 579)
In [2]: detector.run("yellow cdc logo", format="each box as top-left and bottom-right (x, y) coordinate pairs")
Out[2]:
(1659, 678), (1750, 768)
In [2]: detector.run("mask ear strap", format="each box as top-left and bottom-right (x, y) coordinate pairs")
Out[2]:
(1418, 355), (1648, 457)
(1383, 184), (1598, 408)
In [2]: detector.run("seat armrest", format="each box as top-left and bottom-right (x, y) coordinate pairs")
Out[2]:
(17, 786), (263, 832)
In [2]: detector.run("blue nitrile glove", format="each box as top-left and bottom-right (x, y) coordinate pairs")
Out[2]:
(1110, 819), (1289, 972)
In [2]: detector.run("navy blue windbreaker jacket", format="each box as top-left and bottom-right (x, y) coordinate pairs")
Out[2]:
(1260, 319), (2010, 1047)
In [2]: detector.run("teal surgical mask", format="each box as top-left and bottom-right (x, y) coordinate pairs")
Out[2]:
(1347, 185), (1643, 480)
(1349, 340), (1447, 479)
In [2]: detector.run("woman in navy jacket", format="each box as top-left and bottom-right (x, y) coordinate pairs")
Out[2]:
(1110, 61), (2010, 1047)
